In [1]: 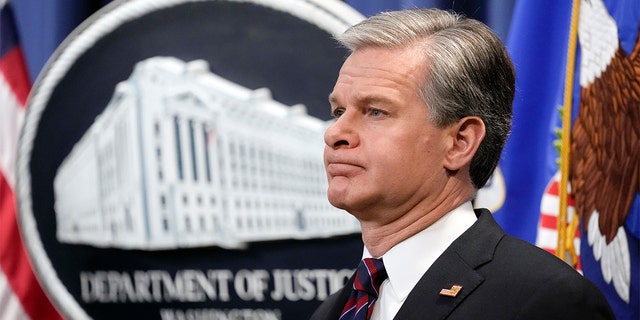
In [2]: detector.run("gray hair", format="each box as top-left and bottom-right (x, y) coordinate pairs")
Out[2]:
(336, 8), (515, 189)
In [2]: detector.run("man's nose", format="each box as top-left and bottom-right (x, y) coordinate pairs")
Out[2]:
(324, 113), (358, 149)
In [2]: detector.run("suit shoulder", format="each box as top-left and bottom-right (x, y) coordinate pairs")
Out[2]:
(495, 234), (579, 274)
(478, 235), (614, 319)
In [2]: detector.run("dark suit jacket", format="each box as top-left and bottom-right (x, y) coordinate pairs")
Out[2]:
(310, 209), (614, 320)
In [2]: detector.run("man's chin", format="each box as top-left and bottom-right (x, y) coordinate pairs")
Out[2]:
(327, 192), (355, 212)
(327, 193), (367, 214)
(327, 195), (348, 210)
(326, 182), (375, 213)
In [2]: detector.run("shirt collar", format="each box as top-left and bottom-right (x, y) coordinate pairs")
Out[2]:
(363, 201), (477, 301)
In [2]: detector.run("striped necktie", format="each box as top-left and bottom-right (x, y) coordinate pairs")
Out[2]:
(339, 258), (388, 320)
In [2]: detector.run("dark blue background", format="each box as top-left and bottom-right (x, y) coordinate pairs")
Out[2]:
(12, 0), (515, 85)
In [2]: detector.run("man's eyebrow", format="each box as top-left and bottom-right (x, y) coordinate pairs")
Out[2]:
(328, 93), (338, 105)
(328, 93), (393, 106)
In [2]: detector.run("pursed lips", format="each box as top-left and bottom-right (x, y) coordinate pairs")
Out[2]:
(324, 160), (365, 177)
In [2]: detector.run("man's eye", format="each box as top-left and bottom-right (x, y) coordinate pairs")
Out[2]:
(370, 109), (385, 117)
(332, 108), (345, 118)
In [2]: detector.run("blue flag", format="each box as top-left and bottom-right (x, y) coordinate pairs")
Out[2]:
(493, 0), (640, 318)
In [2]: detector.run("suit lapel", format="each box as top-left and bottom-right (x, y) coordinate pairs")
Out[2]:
(394, 209), (504, 320)
(310, 274), (355, 319)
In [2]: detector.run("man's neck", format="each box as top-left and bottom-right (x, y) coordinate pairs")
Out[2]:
(359, 186), (474, 257)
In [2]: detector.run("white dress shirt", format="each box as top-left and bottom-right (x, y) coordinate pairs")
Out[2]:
(365, 202), (478, 320)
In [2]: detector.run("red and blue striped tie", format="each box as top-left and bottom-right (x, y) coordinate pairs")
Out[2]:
(339, 258), (388, 320)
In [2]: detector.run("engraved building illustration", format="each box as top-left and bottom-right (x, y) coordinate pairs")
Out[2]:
(53, 57), (359, 250)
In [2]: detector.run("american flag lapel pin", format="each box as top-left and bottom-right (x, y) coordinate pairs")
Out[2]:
(439, 285), (463, 297)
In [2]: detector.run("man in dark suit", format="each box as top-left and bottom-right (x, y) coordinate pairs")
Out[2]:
(311, 8), (614, 320)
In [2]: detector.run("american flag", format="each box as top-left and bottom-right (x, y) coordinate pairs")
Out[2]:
(535, 171), (582, 272)
(0, 2), (62, 319)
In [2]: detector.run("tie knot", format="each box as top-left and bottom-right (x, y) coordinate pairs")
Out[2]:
(353, 258), (387, 296)
(340, 258), (388, 320)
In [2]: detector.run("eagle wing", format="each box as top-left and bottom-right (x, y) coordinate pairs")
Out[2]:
(570, 0), (640, 243)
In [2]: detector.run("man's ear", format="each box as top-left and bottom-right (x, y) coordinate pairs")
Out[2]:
(443, 116), (485, 171)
